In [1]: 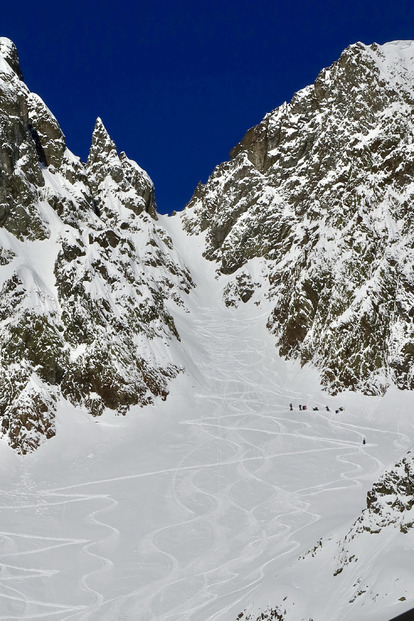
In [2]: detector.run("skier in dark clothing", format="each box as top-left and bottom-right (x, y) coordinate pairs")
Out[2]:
(289, 403), (293, 411)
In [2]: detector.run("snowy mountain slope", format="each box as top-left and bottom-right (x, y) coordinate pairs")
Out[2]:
(182, 40), (414, 397)
(0, 214), (411, 621)
(0, 38), (194, 453)
(1, 34), (414, 621)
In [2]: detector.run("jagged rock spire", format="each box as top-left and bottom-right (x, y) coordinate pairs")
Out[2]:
(87, 117), (119, 167)
(87, 117), (157, 219)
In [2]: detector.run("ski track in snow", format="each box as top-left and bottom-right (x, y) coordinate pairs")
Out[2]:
(0, 331), (406, 620)
(0, 229), (412, 620)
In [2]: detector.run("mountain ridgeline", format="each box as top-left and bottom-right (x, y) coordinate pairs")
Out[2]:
(183, 40), (414, 397)
(0, 38), (193, 453)
(1, 38), (414, 452)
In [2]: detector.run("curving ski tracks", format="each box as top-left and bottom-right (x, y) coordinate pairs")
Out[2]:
(0, 260), (411, 618)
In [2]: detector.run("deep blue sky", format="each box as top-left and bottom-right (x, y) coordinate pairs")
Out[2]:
(2, 0), (414, 213)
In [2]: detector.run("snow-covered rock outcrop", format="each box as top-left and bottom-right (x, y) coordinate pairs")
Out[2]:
(183, 40), (414, 396)
(0, 38), (193, 453)
(234, 451), (414, 621)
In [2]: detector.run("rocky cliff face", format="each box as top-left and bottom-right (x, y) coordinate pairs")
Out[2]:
(183, 40), (414, 396)
(0, 38), (193, 453)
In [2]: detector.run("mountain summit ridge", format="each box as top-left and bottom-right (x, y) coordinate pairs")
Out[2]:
(183, 39), (414, 396)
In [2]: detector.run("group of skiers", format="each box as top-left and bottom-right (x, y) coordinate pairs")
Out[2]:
(289, 403), (344, 414)
(288, 403), (366, 445)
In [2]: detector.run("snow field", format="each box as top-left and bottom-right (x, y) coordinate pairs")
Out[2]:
(0, 213), (411, 619)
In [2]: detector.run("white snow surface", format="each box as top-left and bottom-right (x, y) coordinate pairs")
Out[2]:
(2, 37), (414, 619)
(0, 212), (412, 620)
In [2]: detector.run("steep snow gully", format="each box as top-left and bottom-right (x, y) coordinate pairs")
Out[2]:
(0, 213), (412, 620)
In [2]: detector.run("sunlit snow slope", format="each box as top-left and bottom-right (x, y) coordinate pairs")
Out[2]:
(2, 36), (414, 621)
(0, 215), (412, 621)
